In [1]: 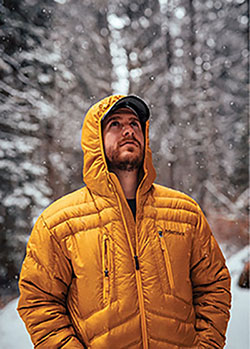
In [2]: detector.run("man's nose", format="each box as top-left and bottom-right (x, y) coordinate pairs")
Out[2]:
(122, 124), (134, 137)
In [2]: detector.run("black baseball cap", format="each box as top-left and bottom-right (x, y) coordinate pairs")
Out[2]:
(102, 95), (150, 124)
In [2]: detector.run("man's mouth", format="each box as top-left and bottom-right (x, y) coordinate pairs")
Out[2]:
(119, 139), (139, 147)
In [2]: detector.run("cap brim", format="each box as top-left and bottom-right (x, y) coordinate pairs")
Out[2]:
(102, 95), (150, 123)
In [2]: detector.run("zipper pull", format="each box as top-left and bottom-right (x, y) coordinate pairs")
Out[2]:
(158, 231), (165, 251)
(134, 255), (140, 270)
(103, 234), (109, 277)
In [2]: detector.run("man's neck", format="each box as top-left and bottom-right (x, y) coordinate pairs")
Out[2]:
(111, 168), (139, 199)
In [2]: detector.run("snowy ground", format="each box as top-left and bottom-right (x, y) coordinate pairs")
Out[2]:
(0, 298), (33, 348)
(225, 245), (250, 349)
(0, 246), (249, 348)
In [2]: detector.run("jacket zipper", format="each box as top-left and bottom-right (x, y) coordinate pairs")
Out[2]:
(134, 250), (148, 349)
(108, 175), (148, 348)
(158, 231), (174, 293)
(135, 204), (148, 349)
(102, 233), (110, 303)
(116, 201), (148, 348)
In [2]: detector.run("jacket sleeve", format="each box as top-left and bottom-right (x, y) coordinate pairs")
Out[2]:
(17, 215), (84, 349)
(190, 207), (231, 348)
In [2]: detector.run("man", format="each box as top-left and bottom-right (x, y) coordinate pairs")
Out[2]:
(18, 94), (231, 348)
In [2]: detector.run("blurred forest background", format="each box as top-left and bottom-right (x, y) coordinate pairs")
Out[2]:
(0, 0), (249, 306)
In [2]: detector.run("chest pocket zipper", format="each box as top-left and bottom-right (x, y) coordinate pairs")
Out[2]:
(102, 233), (111, 303)
(158, 231), (175, 293)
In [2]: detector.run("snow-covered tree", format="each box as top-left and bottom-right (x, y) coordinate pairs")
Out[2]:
(0, 0), (56, 300)
(0, 0), (113, 302)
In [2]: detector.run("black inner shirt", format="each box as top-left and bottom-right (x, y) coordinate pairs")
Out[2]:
(127, 199), (136, 220)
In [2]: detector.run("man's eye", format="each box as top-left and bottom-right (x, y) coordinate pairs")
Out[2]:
(131, 121), (140, 128)
(110, 121), (119, 127)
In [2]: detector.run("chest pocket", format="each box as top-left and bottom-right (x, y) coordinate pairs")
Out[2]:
(102, 233), (115, 305)
(157, 229), (175, 294)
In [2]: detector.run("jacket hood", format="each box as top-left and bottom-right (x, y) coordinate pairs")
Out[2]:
(81, 94), (156, 197)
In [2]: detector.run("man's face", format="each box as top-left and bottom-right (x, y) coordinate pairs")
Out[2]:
(102, 108), (145, 171)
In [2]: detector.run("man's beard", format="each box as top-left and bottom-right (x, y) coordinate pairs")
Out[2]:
(106, 139), (144, 172)
(107, 154), (143, 171)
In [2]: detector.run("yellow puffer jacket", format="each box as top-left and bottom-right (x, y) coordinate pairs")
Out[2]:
(18, 95), (231, 348)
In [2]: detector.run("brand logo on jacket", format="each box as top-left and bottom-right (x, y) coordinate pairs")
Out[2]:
(164, 230), (185, 236)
